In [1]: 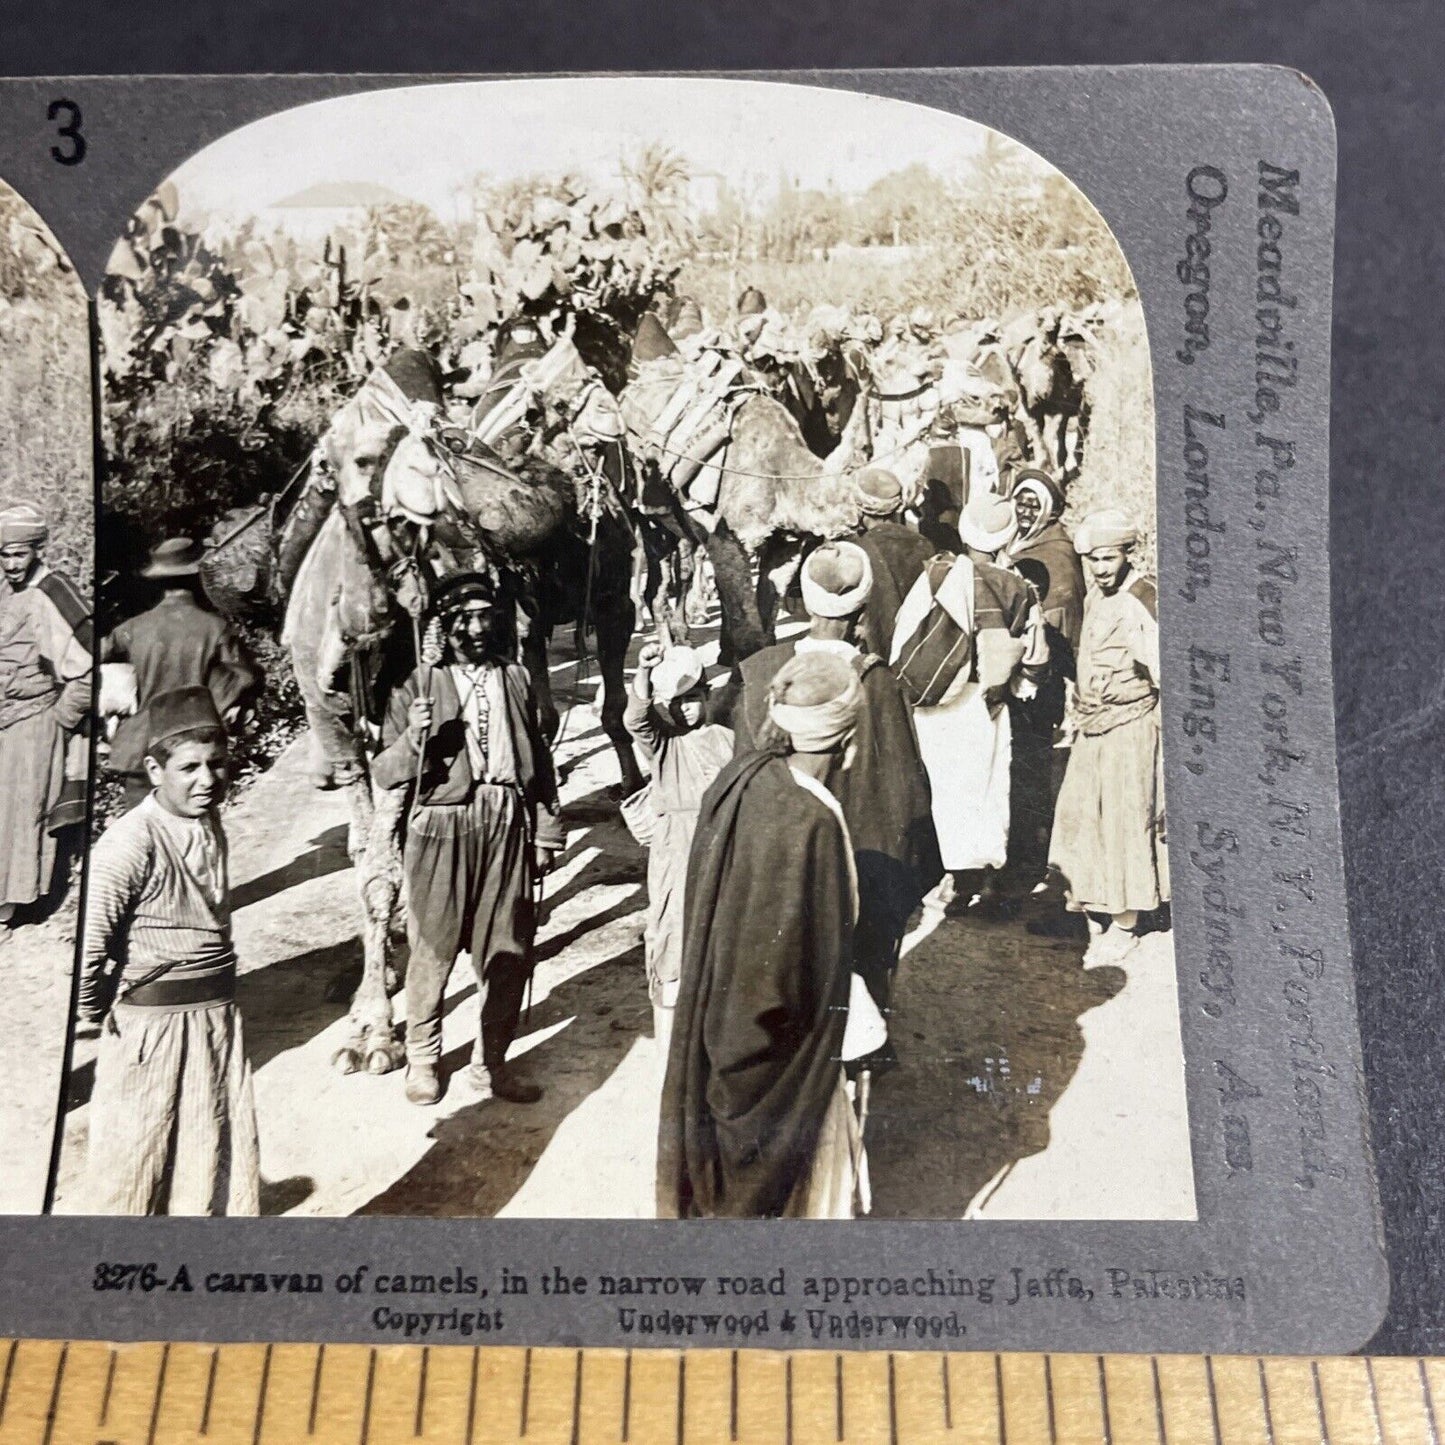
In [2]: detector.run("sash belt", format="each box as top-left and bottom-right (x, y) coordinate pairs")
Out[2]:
(122, 971), (236, 1009)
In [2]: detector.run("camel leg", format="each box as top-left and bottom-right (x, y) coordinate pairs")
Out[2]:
(595, 593), (645, 797)
(332, 778), (407, 1076)
(683, 536), (714, 629)
(706, 521), (769, 663)
(521, 618), (560, 743)
(1022, 406), (1050, 465)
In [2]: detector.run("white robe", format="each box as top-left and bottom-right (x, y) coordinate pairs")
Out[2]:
(890, 553), (1014, 871)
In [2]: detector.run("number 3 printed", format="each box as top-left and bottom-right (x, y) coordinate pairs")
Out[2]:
(48, 98), (85, 166)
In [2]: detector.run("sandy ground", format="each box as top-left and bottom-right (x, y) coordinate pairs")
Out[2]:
(52, 613), (1195, 1220)
(0, 895), (75, 1215)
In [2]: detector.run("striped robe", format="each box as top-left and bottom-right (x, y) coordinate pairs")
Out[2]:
(80, 796), (259, 1216)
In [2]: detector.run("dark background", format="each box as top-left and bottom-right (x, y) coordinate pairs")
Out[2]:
(6, 0), (1441, 1354)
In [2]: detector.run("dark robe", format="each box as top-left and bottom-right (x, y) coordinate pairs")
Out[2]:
(730, 640), (943, 1007)
(1007, 521), (1085, 886)
(916, 442), (967, 554)
(856, 521), (935, 660)
(104, 591), (261, 775)
(658, 751), (853, 1219)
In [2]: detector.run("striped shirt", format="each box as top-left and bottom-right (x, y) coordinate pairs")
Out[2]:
(79, 795), (235, 1018)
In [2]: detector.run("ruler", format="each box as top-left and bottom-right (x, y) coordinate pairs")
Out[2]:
(0, 1342), (1440, 1444)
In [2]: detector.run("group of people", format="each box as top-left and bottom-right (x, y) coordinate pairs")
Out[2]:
(75, 440), (1167, 1221)
(0, 502), (92, 930)
(644, 463), (1168, 1218)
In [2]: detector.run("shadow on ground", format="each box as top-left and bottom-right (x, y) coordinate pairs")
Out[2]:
(866, 896), (1126, 1218)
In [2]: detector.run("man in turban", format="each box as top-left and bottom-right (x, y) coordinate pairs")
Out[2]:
(373, 570), (565, 1106)
(731, 541), (940, 1036)
(851, 467), (936, 662)
(659, 650), (865, 1218)
(1003, 472), (1086, 889)
(892, 488), (1048, 917)
(1048, 509), (1169, 963)
(0, 501), (93, 924)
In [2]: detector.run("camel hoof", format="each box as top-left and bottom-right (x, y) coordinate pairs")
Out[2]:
(331, 1045), (362, 1075)
(366, 1041), (405, 1076)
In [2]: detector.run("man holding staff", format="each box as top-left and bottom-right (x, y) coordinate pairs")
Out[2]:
(374, 571), (565, 1106)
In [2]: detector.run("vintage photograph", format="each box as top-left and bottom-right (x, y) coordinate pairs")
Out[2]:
(51, 76), (1189, 1222)
(0, 180), (94, 1214)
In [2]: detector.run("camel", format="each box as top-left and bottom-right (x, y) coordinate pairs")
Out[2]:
(998, 308), (1094, 477)
(619, 346), (877, 663)
(206, 344), (637, 1075)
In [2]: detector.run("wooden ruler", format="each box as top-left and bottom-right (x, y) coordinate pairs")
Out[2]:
(0, 1342), (1440, 1444)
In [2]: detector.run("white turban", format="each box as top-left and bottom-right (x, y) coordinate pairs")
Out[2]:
(767, 652), (862, 754)
(800, 541), (873, 619)
(1073, 507), (1140, 555)
(0, 502), (48, 546)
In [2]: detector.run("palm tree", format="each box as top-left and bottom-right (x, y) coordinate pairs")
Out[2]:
(620, 144), (695, 250)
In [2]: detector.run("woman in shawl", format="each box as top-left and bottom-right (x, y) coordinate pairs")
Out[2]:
(624, 642), (733, 1055)
(1049, 508), (1169, 964)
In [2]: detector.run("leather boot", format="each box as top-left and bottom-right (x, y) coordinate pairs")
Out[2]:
(405, 1061), (443, 1106)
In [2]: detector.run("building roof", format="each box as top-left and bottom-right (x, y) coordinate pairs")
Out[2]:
(270, 181), (421, 210)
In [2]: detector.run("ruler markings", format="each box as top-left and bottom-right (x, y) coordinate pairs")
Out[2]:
(199, 1345), (219, 1436)
(38, 1340), (65, 1445)
(1, 1345), (1444, 1442)
(147, 1342), (170, 1445)
(99, 1347), (117, 1428)
(252, 1341), (273, 1445)
(1204, 1356), (1223, 1445)
(996, 1353), (1007, 1445)
(677, 1353), (687, 1445)
(0, 1338), (16, 1423)
(728, 1350), (737, 1442)
(781, 1354), (791, 1445)
(1363, 1356), (1384, 1445)
(1423, 1358), (1442, 1445)
(1097, 1356), (1113, 1445)
(1258, 1358), (1278, 1445)
(569, 1348), (582, 1445)
(1150, 1357), (1167, 1445)
(1311, 1358), (1331, 1445)
(359, 1347), (376, 1445)
(623, 1348), (633, 1442)
(1044, 1354), (1058, 1445)
(521, 1346), (532, 1438)
(308, 1344), (324, 1436)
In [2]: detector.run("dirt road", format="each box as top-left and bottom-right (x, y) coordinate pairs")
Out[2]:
(53, 615), (1194, 1220)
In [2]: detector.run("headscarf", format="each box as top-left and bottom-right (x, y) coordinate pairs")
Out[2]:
(1011, 469), (1064, 545)
(767, 651), (862, 754)
(799, 541), (873, 619)
(0, 502), (47, 546)
(1073, 508), (1140, 555)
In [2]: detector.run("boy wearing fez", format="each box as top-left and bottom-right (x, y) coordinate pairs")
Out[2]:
(374, 571), (565, 1107)
(78, 687), (260, 1216)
